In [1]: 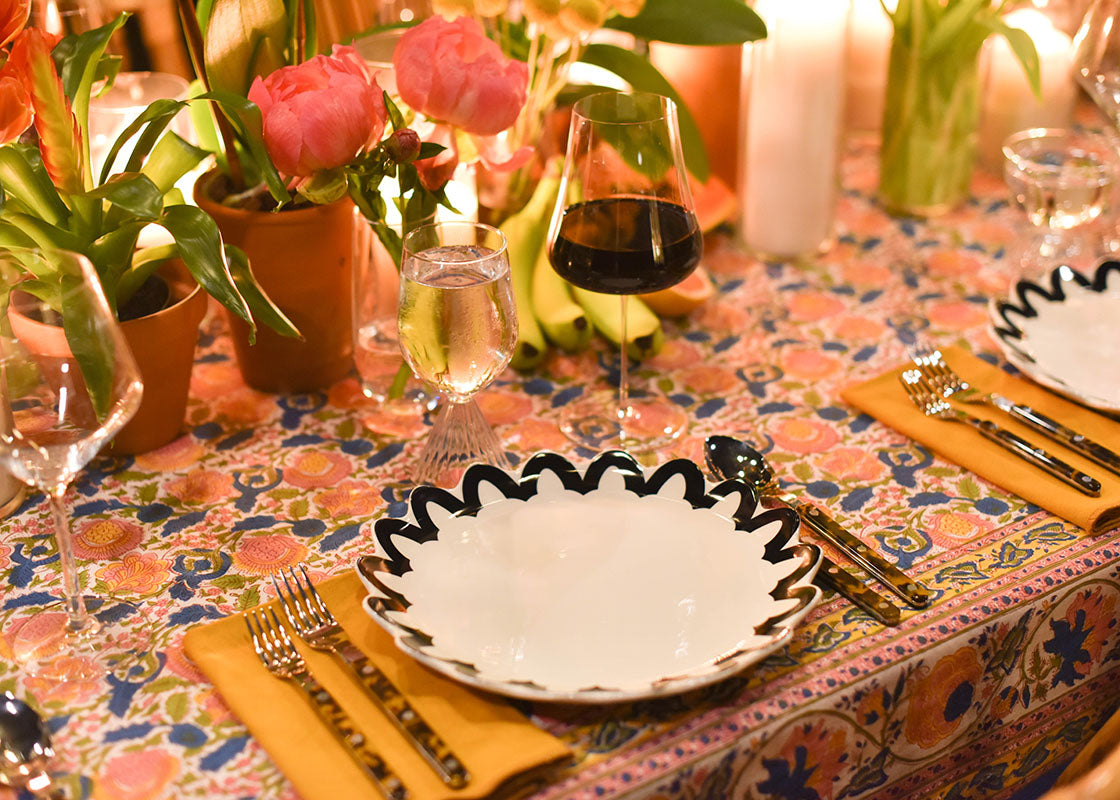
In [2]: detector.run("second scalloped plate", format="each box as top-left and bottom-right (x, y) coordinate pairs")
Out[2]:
(356, 451), (822, 703)
(990, 261), (1120, 412)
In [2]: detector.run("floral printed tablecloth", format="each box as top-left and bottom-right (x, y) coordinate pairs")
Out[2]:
(2, 137), (1119, 800)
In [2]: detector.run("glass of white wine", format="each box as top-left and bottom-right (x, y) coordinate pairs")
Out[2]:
(1002, 128), (1117, 281)
(398, 221), (517, 487)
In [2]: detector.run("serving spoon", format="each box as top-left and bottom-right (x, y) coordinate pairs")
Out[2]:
(705, 435), (911, 626)
(0, 692), (62, 799)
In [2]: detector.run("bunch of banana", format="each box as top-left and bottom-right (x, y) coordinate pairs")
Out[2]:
(500, 163), (668, 371)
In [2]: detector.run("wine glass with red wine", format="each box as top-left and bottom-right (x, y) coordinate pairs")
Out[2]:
(547, 90), (702, 452)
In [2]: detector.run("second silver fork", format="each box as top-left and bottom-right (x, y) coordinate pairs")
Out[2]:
(910, 345), (1120, 478)
(900, 369), (1101, 496)
(273, 566), (470, 789)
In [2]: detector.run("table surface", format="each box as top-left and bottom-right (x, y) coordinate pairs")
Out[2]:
(2, 137), (1119, 800)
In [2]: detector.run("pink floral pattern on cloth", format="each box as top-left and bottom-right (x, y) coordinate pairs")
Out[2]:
(0, 138), (1118, 800)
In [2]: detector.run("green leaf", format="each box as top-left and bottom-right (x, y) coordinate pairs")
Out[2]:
(116, 243), (178, 307)
(85, 173), (164, 220)
(166, 692), (190, 723)
(198, 90), (291, 205)
(95, 98), (188, 185)
(141, 132), (209, 195)
(0, 145), (70, 226)
(579, 43), (710, 182)
(923, 0), (988, 59)
(981, 17), (1042, 99)
(298, 168), (348, 204)
(224, 244), (301, 340)
(60, 272), (117, 419)
(87, 221), (146, 302)
(605, 0), (765, 44)
(156, 204), (263, 333)
(4, 213), (84, 254)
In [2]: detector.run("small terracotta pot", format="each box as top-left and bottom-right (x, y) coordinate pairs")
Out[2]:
(194, 170), (357, 393)
(8, 260), (207, 455)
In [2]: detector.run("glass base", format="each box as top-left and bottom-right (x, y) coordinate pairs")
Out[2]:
(559, 392), (688, 454)
(414, 399), (510, 488)
(4, 594), (154, 683)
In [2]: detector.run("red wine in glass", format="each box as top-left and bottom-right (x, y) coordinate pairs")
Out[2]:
(550, 197), (703, 294)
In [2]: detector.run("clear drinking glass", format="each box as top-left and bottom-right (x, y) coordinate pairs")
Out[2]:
(546, 91), (702, 452)
(398, 222), (517, 486)
(1002, 128), (1117, 280)
(0, 249), (147, 682)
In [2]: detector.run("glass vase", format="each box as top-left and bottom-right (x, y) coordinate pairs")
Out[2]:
(879, 41), (983, 217)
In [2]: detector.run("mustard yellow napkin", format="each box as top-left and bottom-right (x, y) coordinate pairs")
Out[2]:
(183, 571), (572, 800)
(841, 346), (1120, 533)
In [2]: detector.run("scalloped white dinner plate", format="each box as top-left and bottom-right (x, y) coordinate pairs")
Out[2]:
(355, 451), (822, 703)
(989, 262), (1120, 412)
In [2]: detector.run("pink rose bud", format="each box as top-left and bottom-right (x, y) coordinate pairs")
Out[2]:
(385, 128), (421, 163)
(249, 44), (387, 178)
(394, 16), (528, 137)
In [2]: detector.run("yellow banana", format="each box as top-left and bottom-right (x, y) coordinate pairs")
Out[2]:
(499, 165), (562, 370)
(532, 245), (593, 352)
(571, 286), (664, 361)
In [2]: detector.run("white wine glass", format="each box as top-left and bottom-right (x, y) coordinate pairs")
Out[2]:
(546, 91), (702, 453)
(0, 249), (147, 682)
(398, 222), (517, 487)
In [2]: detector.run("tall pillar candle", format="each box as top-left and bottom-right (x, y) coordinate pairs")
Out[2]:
(740, 0), (850, 259)
(846, 0), (895, 134)
(978, 9), (1076, 172)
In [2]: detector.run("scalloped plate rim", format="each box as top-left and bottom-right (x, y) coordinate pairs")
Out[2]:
(988, 261), (1120, 412)
(355, 450), (823, 704)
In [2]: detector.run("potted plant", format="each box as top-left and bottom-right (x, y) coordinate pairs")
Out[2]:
(183, 0), (457, 394)
(0, 9), (298, 453)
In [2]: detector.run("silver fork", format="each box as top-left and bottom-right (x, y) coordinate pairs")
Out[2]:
(910, 345), (1120, 478)
(244, 608), (407, 800)
(272, 566), (470, 789)
(900, 369), (1101, 496)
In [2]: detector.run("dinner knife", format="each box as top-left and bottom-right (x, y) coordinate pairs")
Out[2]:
(989, 393), (1120, 478)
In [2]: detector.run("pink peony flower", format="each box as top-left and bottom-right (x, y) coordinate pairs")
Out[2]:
(249, 45), (387, 177)
(394, 16), (528, 136)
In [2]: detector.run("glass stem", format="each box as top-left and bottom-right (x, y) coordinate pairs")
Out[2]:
(617, 294), (630, 434)
(48, 485), (91, 633)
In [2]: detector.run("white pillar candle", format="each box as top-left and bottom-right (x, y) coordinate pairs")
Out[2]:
(845, 0), (895, 134)
(978, 9), (1076, 172)
(740, 0), (849, 259)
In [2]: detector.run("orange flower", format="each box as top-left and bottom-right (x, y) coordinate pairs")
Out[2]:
(0, 73), (30, 143)
(315, 480), (381, 518)
(681, 365), (738, 394)
(164, 470), (235, 505)
(163, 645), (205, 682)
(72, 518), (143, 560)
(816, 447), (884, 481)
(647, 339), (704, 370)
(95, 552), (170, 597)
(770, 418), (840, 454)
(476, 389), (533, 425)
(926, 511), (991, 548)
(904, 646), (981, 748)
(841, 261), (892, 287)
(283, 450), (352, 489)
(787, 291), (845, 322)
(833, 315), (886, 340)
(695, 301), (750, 332)
(134, 436), (205, 471)
(232, 534), (308, 575)
(506, 418), (567, 452)
(927, 300), (986, 331)
(927, 249), (983, 278)
(777, 720), (851, 793)
(0, 0), (28, 47)
(94, 749), (180, 800)
(1065, 590), (1117, 664)
(780, 348), (841, 380)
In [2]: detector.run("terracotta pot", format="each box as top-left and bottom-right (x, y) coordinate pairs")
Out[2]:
(194, 170), (357, 393)
(8, 260), (207, 455)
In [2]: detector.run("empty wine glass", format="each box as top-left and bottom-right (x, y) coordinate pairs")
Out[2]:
(1074, 0), (1120, 250)
(0, 249), (147, 682)
(1002, 127), (1117, 280)
(397, 222), (517, 486)
(546, 90), (702, 452)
